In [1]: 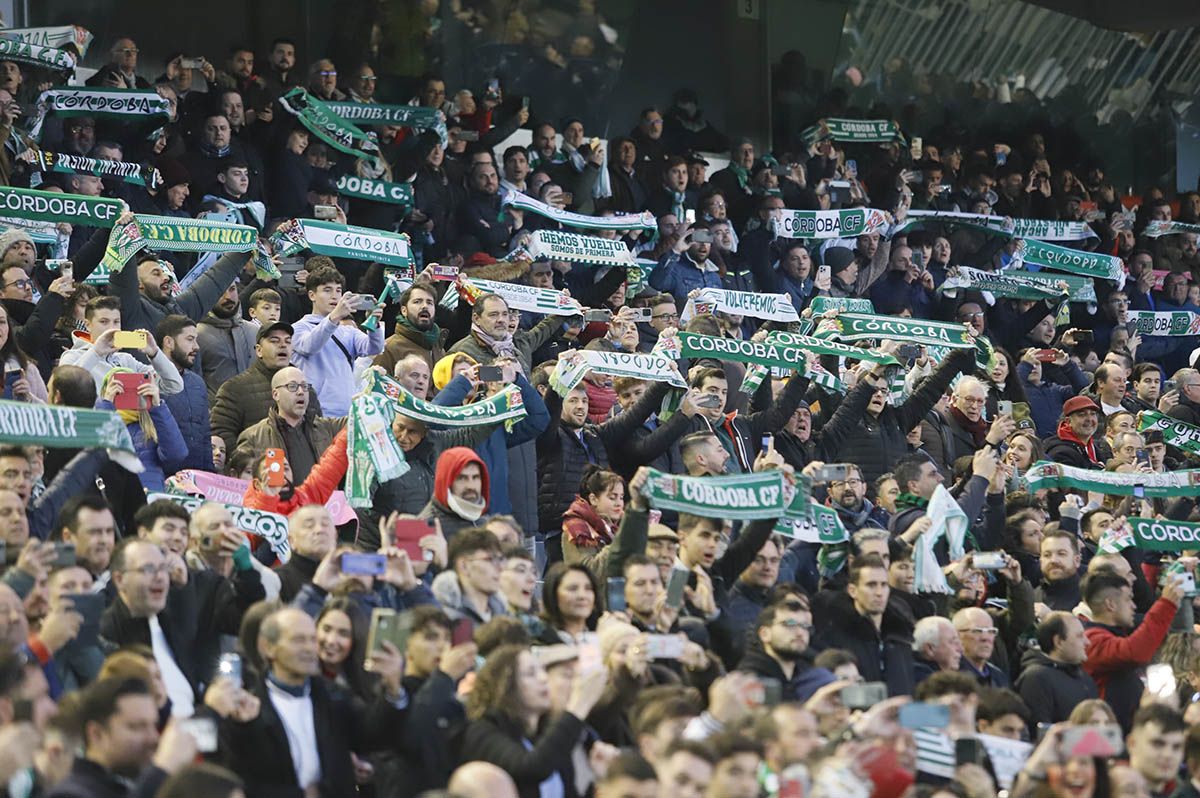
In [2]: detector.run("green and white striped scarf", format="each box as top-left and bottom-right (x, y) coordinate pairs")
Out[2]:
(335, 174), (413, 206)
(279, 88), (381, 159)
(1125, 310), (1200, 337)
(913, 485), (969, 594)
(367, 368), (528, 429)
(771, 207), (890, 240)
(641, 468), (794, 521)
(549, 349), (685, 396)
(460, 277), (583, 317)
(502, 192), (656, 233)
(0, 39), (73, 76)
(1128, 517), (1200, 551)
(1137, 409), (1200, 457)
(1015, 239), (1124, 284)
(902, 209), (1098, 241)
(666, 330), (898, 369)
(1143, 220), (1200, 238)
(269, 218), (412, 268)
(345, 393), (410, 508)
(0, 185), (122, 227)
(100, 215), (275, 279)
(1024, 460), (1200, 498)
(325, 101), (448, 145)
(681, 287), (800, 324)
(800, 118), (904, 144)
(939, 266), (1098, 303)
(29, 87), (169, 141)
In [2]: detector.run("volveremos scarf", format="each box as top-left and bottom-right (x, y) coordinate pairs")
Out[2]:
(902, 209), (1098, 241)
(912, 485), (968, 594)
(664, 330), (899, 369)
(1013, 238), (1124, 284)
(460, 277), (583, 317)
(269, 218), (412, 268)
(0, 397), (141, 473)
(939, 266), (1098, 303)
(470, 322), (518, 359)
(1125, 310), (1200, 337)
(681, 287), (799, 324)
(345, 392), (410, 508)
(278, 88), (380, 159)
(147, 491), (291, 562)
(549, 349), (686, 396)
(1024, 460), (1200, 498)
(28, 87), (170, 141)
(801, 118), (904, 144)
(1138, 409), (1200, 456)
(1142, 220), (1200, 238)
(335, 173), (413, 206)
(524, 229), (634, 267)
(366, 367), (528, 429)
(0, 25), (94, 56)
(30, 149), (162, 190)
(641, 468), (792, 521)
(500, 192), (657, 234)
(325, 101), (448, 145)
(0, 185), (122, 227)
(1127, 517), (1200, 551)
(99, 215), (274, 279)
(770, 207), (891, 240)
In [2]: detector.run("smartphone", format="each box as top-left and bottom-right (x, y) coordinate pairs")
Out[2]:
(841, 681), (887, 710)
(897, 344), (921, 362)
(340, 552), (387, 576)
(113, 330), (147, 350)
(899, 702), (950, 729)
(685, 209), (696, 225)
(997, 400), (1013, 416)
(486, 77), (500, 96)
(1035, 349), (1058, 363)
(665, 567), (689, 609)
(113, 372), (150, 411)
(263, 448), (286, 488)
(1073, 330), (1093, 343)
(814, 463), (850, 483)
(972, 551), (1007, 570)
(1060, 724), (1123, 758)
(458, 130), (480, 142)
(630, 307), (653, 322)
(584, 309), (613, 324)
(367, 608), (400, 656)
(761, 433), (774, 452)
(44, 258), (71, 271)
(691, 229), (714, 244)
(606, 577), (626, 612)
(3, 370), (18, 400)
(478, 365), (504, 382)
(179, 57), (206, 69)
(910, 136), (923, 160)
(695, 393), (723, 409)
(65, 592), (104, 647)
(817, 264), (831, 282)
(759, 676), (783, 707)
(1165, 379), (1178, 394)
(179, 716), (218, 753)
(394, 518), (434, 562)
(955, 737), (987, 767)
(995, 149), (1007, 166)
(846, 159), (858, 178)
(217, 652), (242, 687)
(645, 634), (686, 659)
(451, 617), (474, 646)
(314, 204), (338, 220)
(431, 263), (459, 281)
(1137, 449), (1151, 467)
(521, 95), (530, 110)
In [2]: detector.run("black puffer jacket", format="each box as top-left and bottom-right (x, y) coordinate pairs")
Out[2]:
(818, 347), (974, 484)
(812, 590), (917, 697)
(210, 358), (323, 454)
(1014, 648), (1100, 726)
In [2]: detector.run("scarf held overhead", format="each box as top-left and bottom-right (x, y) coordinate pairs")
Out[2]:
(771, 207), (890, 240)
(147, 492), (290, 562)
(1024, 460), (1200, 498)
(0, 25), (93, 56)
(30, 149), (162, 190)
(549, 349), (686, 396)
(278, 88), (381, 158)
(29, 87), (170, 141)
(0, 185), (122, 227)
(269, 218), (411, 268)
(460, 276), (583, 317)
(681, 287), (799, 324)
(366, 368), (528, 429)
(524, 229), (634, 267)
(1137, 409), (1200, 456)
(641, 468), (795, 521)
(801, 118), (904, 144)
(665, 330), (899, 368)
(501, 192), (656, 233)
(100, 215), (275, 280)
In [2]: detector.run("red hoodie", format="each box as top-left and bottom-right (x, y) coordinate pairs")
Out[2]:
(434, 447), (490, 510)
(1055, 418), (1098, 465)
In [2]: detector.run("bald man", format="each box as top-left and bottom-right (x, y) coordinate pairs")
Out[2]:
(233, 366), (345, 483)
(448, 761), (519, 798)
(953, 606), (1009, 688)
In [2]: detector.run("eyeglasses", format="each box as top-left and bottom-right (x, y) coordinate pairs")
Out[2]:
(959, 312), (985, 320)
(652, 312), (679, 321)
(358, 75), (378, 82)
(279, 381), (310, 394)
(2, 279), (31, 290)
(118, 48), (139, 55)
(126, 563), (169, 577)
(318, 70), (337, 77)
(833, 478), (864, 487)
(776, 619), (813, 631)
(467, 555), (503, 567)
(959, 396), (986, 405)
(959, 627), (998, 636)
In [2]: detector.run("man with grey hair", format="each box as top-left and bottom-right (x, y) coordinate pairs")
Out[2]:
(930, 375), (1016, 469)
(393, 353), (432, 400)
(953, 606), (1008, 687)
(913, 615), (962, 685)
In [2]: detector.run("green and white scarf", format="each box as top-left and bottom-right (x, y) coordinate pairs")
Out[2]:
(0, 25), (93, 56)
(0, 39), (73, 74)
(270, 218), (412, 268)
(818, 312), (975, 349)
(1138, 409), (1200, 457)
(641, 468), (792, 521)
(501, 192), (657, 234)
(1125, 310), (1200, 337)
(771, 207), (890, 240)
(30, 149), (162, 190)
(29, 87), (170, 141)
(367, 368), (527, 429)
(903, 209), (1098, 241)
(1024, 460), (1200, 498)
(345, 393), (410, 508)
(681, 287), (799, 324)
(524, 229), (634, 267)
(462, 277), (582, 317)
(100, 214), (266, 274)
(801, 118), (904, 144)
(1128, 517), (1200, 551)
(1142, 220), (1200, 238)
(1015, 239), (1124, 284)
(775, 502), (849, 543)
(335, 174), (413, 206)
(663, 329), (897, 369)
(913, 485), (969, 594)
(0, 398), (141, 473)
(361, 275), (406, 333)
(278, 88), (380, 158)
(628, 258), (656, 296)
(939, 266), (1098, 303)
(549, 349), (685, 396)
(325, 101), (448, 144)
(147, 491), (291, 561)
(809, 296), (875, 314)
(0, 186), (122, 227)
(0, 220), (57, 246)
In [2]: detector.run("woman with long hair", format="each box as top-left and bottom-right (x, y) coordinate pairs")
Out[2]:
(1013, 723), (1112, 798)
(315, 597), (371, 700)
(97, 368), (187, 492)
(982, 347), (1028, 419)
(561, 467), (625, 563)
(462, 644), (608, 798)
(0, 302), (46, 402)
(538, 563), (601, 645)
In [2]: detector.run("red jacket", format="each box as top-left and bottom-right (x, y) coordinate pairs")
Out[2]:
(1082, 596), (1177, 729)
(243, 427), (349, 516)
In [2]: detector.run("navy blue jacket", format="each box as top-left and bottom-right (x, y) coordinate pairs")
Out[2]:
(164, 368), (214, 474)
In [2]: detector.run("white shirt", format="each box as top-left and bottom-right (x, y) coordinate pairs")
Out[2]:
(148, 615), (194, 717)
(267, 679), (322, 789)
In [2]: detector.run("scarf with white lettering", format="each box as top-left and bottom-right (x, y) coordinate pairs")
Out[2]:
(269, 218), (412, 268)
(279, 88), (381, 159)
(0, 398), (140, 472)
(912, 485), (969, 594)
(680, 287), (800, 324)
(1024, 460), (1200, 498)
(1137, 409), (1200, 457)
(345, 392), (410, 508)
(549, 349), (685, 396)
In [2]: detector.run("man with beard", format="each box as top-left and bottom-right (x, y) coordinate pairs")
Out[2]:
(109, 212), (251, 334)
(1036, 528), (1083, 611)
(420, 448), (490, 541)
(1045, 396), (1106, 469)
(262, 38), (299, 95)
(1015, 612), (1098, 725)
(680, 431), (732, 476)
(235, 366), (344, 484)
(374, 282), (444, 374)
(828, 463), (889, 533)
(198, 283), (257, 401)
(157, 315), (213, 473)
(737, 599), (835, 702)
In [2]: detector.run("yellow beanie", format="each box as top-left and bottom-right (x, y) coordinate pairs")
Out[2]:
(432, 352), (477, 391)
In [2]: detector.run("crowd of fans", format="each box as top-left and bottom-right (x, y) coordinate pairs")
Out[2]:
(0, 16), (1195, 798)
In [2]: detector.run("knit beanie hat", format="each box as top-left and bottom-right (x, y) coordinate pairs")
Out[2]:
(155, 158), (191, 189)
(432, 352), (477, 391)
(0, 228), (35, 259)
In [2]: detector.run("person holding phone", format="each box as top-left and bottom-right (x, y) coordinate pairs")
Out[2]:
(96, 369), (186, 492)
(648, 219), (723, 309)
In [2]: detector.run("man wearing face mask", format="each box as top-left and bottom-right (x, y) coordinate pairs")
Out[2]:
(420, 448), (490, 540)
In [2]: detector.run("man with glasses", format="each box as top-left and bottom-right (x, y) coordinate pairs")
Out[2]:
(738, 597), (834, 702)
(828, 463), (889, 534)
(1168, 367), (1200, 426)
(234, 366), (343, 485)
(724, 538), (784, 656)
(952, 607), (1009, 688)
(87, 37), (151, 89)
(305, 58), (344, 101)
(0, 263), (33, 303)
(930, 376), (1015, 470)
(439, 528), (507, 626)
